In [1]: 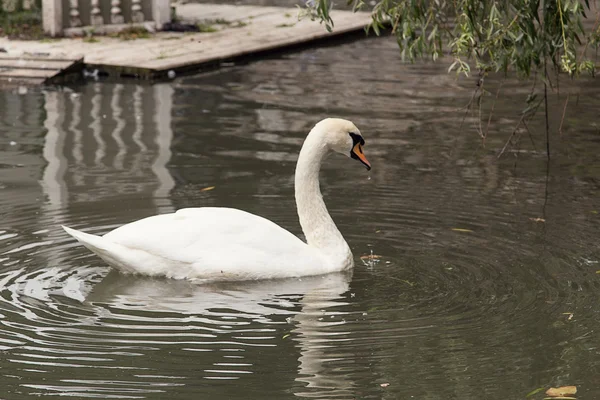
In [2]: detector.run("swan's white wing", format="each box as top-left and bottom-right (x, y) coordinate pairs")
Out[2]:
(102, 207), (324, 280)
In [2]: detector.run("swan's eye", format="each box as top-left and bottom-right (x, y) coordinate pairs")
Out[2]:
(349, 132), (365, 146)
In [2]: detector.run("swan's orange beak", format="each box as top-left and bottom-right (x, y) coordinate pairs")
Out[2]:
(351, 143), (371, 171)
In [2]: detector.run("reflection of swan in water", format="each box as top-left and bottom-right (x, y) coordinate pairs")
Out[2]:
(87, 269), (351, 318)
(292, 276), (356, 398)
(87, 270), (355, 395)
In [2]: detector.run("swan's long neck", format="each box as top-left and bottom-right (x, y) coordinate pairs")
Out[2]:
(295, 131), (351, 260)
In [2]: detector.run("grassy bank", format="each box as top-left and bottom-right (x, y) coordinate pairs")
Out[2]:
(0, 11), (44, 40)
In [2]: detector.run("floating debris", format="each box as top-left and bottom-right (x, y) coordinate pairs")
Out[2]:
(452, 228), (473, 233)
(562, 312), (574, 321)
(360, 250), (381, 268)
(545, 386), (577, 398)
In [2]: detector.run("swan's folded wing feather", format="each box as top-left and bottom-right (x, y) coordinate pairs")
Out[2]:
(103, 207), (312, 266)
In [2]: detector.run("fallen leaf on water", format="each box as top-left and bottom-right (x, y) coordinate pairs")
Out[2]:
(282, 334), (290, 339)
(591, 210), (598, 214)
(529, 217), (546, 223)
(201, 186), (215, 191)
(596, 270), (600, 274)
(380, 383), (390, 388)
(451, 228), (473, 233)
(545, 386), (577, 397)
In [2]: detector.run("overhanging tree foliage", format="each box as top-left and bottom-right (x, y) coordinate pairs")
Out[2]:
(304, 0), (600, 77)
(302, 0), (600, 157)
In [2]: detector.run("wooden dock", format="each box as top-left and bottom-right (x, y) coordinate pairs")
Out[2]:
(0, 4), (371, 83)
(0, 52), (84, 85)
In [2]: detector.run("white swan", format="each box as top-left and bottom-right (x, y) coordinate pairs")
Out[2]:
(62, 118), (371, 282)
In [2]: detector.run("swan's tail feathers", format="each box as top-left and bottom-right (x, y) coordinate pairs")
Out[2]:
(62, 226), (137, 274)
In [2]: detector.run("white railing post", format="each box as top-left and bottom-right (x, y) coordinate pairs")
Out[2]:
(90, 0), (104, 26)
(69, 0), (82, 27)
(110, 0), (124, 24)
(152, 0), (170, 30)
(2, 0), (17, 11)
(131, 0), (144, 23)
(42, 0), (63, 36)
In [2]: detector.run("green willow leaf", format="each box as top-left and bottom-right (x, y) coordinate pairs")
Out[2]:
(303, 0), (596, 77)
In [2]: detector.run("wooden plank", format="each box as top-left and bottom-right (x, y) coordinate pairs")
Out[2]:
(0, 68), (60, 78)
(28, 40), (134, 59)
(0, 52), (84, 62)
(0, 52), (83, 83)
(0, 59), (73, 70)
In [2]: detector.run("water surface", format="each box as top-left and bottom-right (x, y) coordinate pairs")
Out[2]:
(0, 36), (599, 399)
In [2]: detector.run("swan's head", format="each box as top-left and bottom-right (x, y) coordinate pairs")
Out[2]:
(313, 118), (371, 170)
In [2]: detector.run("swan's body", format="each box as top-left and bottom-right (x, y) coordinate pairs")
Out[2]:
(64, 208), (330, 281)
(63, 118), (371, 282)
